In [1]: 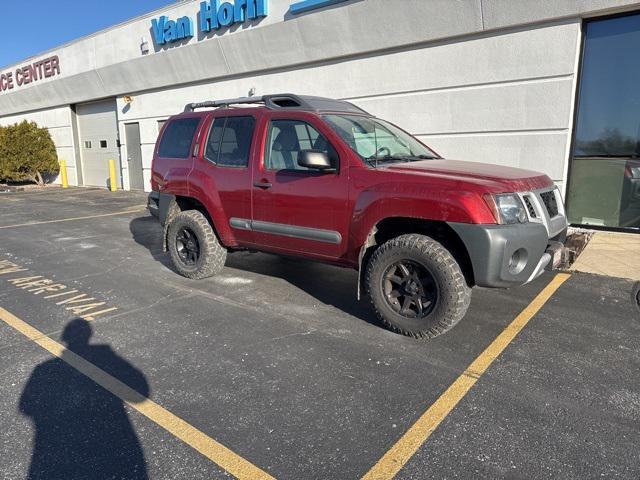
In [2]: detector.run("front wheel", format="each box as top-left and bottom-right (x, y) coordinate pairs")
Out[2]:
(366, 234), (471, 338)
(167, 210), (227, 279)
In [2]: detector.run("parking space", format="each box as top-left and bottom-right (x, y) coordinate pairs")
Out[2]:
(1, 188), (639, 479)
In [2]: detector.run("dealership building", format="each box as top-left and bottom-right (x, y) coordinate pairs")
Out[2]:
(1, 0), (640, 230)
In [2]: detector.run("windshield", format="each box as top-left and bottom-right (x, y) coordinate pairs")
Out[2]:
(323, 114), (438, 165)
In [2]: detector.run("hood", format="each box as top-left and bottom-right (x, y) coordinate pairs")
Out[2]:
(382, 159), (553, 193)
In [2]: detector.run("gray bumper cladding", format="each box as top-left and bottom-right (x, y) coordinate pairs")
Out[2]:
(448, 222), (552, 288)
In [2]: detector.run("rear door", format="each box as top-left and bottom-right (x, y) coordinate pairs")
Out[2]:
(250, 112), (350, 259)
(188, 112), (258, 246)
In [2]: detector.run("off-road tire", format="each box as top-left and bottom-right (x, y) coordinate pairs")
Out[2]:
(366, 234), (471, 338)
(167, 210), (227, 279)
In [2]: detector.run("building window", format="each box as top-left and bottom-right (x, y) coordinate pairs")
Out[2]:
(100, 140), (108, 148)
(84, 141), (92, 149)
(157, 119), (166, 133)
(568, 13), (640, 230)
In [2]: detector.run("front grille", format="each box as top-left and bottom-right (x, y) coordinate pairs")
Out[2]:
(540, 191), (559, 217)
(523, 195), (537, 218)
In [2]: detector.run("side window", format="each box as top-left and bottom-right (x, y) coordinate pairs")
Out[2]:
(205, 118), (225, 163)
(206, 116), (255, 168)
(157, 118), (200, 159)
(265, 120), (337, 171)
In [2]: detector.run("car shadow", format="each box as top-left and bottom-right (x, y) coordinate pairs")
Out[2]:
(129, 215), (174, 269)
(129, 216), (383, 329)
(19, 319), (150, 479)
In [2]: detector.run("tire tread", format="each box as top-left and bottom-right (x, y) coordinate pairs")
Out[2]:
(365, 234), (471, 339)
(167, 210), (226, 279)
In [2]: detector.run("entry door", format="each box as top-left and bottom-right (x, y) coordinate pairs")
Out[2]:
(125, 123), (144, 190)
(251, 116), (349, 259)
(76, 99), (120, 188)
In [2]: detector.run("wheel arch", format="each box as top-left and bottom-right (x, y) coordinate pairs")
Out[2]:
(357, 217), (475, 298)
(160, 193), (223, 252)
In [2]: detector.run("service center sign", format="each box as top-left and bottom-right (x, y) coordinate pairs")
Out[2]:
(0, 56), (61, 94)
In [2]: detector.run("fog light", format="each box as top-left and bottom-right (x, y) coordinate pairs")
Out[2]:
(508, 248), (528, 275)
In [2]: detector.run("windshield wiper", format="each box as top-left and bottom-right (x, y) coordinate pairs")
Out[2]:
(374, 155), (437, 163)
(364, 154), (438, 167)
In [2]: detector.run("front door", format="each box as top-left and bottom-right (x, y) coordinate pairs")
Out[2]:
(125, 123), (145, 190)
(251, 115), (349, 259)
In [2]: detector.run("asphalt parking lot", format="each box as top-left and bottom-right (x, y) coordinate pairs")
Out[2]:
(1, 187), (639, 480)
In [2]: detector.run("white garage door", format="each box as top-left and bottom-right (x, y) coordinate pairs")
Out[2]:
(77, 99), (120, 188)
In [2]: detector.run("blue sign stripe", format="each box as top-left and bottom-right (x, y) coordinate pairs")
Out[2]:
(290, 0), (349, 15)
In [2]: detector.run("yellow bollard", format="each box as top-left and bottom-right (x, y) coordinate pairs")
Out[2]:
(59, 159), (69, 188)
(108, 159), (117, 192)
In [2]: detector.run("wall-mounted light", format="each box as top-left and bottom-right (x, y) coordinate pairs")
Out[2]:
(248, 87), (256, 97)
(123, 95), (134, 104)
(140, 37), (150, 55)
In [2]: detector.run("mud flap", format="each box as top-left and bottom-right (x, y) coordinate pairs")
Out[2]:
(162, 199), (181, 253)
(357, 226), (378, 300)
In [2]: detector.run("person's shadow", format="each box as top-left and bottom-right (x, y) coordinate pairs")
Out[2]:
(19, 319), (150, 479)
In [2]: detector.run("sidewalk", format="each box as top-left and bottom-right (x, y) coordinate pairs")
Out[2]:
(570, 231), (640, 281)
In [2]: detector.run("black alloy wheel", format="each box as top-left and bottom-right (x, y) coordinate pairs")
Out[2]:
(365, 234), (471, 339)
(382, 260), (438, 318)
(175, 227), (200, 266)
(167, 210), (227, 280)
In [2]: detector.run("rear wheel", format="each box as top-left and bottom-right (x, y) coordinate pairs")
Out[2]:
(167, 210), (226, 279)
(366, 234), (471, 338)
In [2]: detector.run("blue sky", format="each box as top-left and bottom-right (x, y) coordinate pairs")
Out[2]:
(1, 0), (173, 69)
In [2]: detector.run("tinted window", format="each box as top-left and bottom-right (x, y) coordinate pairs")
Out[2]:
(205, 116), (255, 167)
(205, 118), (225, 162)
(265, 120), (337, 171)
(158, 118), (200, 159)
(574, 14), (640, 156)
(567, 13), (640, 230)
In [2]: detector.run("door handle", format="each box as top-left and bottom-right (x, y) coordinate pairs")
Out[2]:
(253, 181), (272, 189)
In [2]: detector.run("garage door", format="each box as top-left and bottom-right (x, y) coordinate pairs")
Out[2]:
(76, 99), (120, 188)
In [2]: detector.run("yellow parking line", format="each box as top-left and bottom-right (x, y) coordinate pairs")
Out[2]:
(0, 305), (275, 480)
(0, 208), (145, 229)
(361, 273), (571, 480)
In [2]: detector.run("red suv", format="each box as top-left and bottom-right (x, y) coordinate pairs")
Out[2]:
(149, 94), (567, 338)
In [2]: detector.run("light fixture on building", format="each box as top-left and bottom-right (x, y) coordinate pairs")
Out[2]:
(140, 37), (150, 55)
(123, 96), (134, 105)
(248, 87), (256, 97)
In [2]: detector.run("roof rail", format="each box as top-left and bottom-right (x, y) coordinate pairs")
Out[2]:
(184, 96), (266, 112)
(184, 93), (369, 115)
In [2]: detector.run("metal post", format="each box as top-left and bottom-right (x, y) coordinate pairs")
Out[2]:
(108, 159), (117, 192)
(59, 159), (69, 188)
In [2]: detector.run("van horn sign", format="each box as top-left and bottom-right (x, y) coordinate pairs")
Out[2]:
(151, 0), (268, 45)
(0, 56), (61, 93)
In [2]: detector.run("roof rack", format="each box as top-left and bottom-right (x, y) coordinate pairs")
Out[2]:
(184, 93), (369, 115)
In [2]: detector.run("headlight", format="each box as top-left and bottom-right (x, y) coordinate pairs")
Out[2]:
(484, 193), (528, 224)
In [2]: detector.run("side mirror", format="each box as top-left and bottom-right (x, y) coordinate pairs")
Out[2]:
(297, 150), (335, 171)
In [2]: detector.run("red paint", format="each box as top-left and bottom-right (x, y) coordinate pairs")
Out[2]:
(152, 106), (556, 268)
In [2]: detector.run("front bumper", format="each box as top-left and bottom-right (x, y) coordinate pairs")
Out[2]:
(449, 221), (567, 288)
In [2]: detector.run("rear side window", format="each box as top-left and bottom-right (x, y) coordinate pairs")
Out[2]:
(158, 118), (200, 159)
(205, 116), (255, 167)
